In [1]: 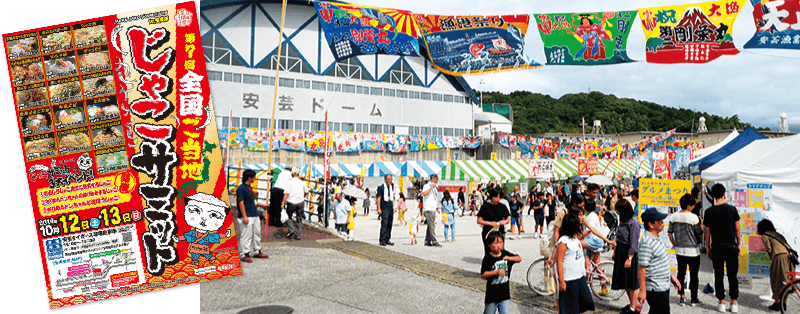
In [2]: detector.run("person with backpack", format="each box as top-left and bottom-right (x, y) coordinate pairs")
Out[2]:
(757, 219), (797, 311)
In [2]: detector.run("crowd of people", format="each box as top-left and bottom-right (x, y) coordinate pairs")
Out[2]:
(231, 167), (797, 314)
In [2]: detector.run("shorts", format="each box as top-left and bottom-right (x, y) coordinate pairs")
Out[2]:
(534, 214), (545, 226)
(510, 216), (521, 228)
(585, 236), (604, 253)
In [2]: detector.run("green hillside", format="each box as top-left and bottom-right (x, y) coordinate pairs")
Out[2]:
(478, 90), (768, 134)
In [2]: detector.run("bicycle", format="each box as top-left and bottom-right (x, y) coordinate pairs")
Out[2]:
(527, 256), (624, 301)
(778, 270), (800, 314)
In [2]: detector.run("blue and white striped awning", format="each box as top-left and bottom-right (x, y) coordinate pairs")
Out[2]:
(332, 164), (365, 177)
(366, 162), (404, 177)
(227, 163), (285, 171)
(403, 161), (447, 177)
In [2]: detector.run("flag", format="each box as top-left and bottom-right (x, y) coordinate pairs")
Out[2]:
(314, 1), (421, 61)
(536, 11), (637, 65)
(335, 132), (361, 152)
(744, 0), (800, 49)
(409, 134), (427, 151)
(279, 130), (305, 151)
(639, 0), (746, 63)
(386, 134), (408, 152)
(361, 133), (385, 151)
(415, 14), (541, 75)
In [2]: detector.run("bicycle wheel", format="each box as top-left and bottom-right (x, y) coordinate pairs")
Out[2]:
(589, 261), (624, 301)
(780, 280), (800, 314)
(527, 257), (557, 296)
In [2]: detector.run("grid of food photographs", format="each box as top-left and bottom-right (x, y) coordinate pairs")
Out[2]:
(9, 19), (127, 174)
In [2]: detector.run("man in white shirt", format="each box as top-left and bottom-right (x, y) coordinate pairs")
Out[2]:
(421, 174), (442, 247)
(376, 174), (398, 246)
(282, 168), (308, 240)
(268, 166), (293, 226)
(332, 193), (350, 234)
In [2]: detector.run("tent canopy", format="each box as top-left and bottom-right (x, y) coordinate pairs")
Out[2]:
(366, 161), (404, 177)
(702, 134), (800, 184)
(691, 129), (738, 162)
(403, 160), (447, 177)
(689, 127), (767, 175)
(439, 160), (528, 181)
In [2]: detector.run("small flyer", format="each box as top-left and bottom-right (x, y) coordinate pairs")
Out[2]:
(3, 2), (242, 308)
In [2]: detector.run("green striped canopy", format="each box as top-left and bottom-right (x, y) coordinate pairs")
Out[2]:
(439, 160), (529, 181)
(553, 159), (652, 179)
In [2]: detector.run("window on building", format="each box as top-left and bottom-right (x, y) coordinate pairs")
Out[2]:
(342, 123), (355, 132)
(432, 93), (443, 101)
(278, 119), (293, 130)
(466, 129), (473, 136)
(409, 91), (420, 99)
(333, 122), (341, 132)
(384, 88), (395, 97)
(343, 84), (355, 93)
(303, 121), (310, 130)
(380, 59), (421, 86)
(414, 126), (421, 135)
(370, 124), (382, 133)
(230, 117), (240, 128)
(370, 87), (383, 96)
(444, 128), (454, 136)
(266, 43), (314, 73)
(243, 74), (259, 84)
(242, 117), (259, 128)
(220, 116), (229, 128)
(324, 57), (372, 81)
(261, 75), (275, 85)
(384, 125), (394, 134)
(298, 80), (311, 89)
(444, 95), (454, 102)
(421, 92), (431, 100)
(421, 127), (431, 135)
(208, 70), (222, 81)
(202, 33), (245, 66)
(455, 129), (464, 136)
(312, 81), (326, 90)
(357, 86), (369, 95)
(260, 118), (271, 131)
(396, 90), (408, 98)
(279, 78), (295, 88)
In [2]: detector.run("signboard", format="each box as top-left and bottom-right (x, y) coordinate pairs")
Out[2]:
(3, 3), (241, 307)
(718, 182), (774, 276)
(528, 159), (555, 179)
(639, 178), (691, 207)
(578, 158), (598, 176)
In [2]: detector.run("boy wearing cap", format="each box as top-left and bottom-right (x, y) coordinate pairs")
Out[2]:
(668, 194), (704, 306)
(638, 207), (681, 314)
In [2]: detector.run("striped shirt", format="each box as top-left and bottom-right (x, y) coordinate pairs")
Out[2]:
(638, 231), (671, 292)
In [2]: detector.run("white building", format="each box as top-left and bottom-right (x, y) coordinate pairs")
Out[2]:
(200, 0), (479, 138)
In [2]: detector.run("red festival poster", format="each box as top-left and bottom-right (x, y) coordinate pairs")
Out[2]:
(3, 2), (241, 308)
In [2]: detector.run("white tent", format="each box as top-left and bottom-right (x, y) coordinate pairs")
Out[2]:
(691, 129), (738, 161)
(701, 134), (800, 251)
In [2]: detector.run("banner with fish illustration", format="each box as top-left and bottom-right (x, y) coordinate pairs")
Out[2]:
(638, 0), (746, 63)
(2, 2), (241, 308)
(442, 136), (463, 149)
(279, 130), (306, 151)
(415, 14), (542, 75)
(361, 133), (385, 151)
(426, 135), (443, 150)
(386, 134), (408, 153)
(408, 134), (427, 151)
(334, 132), (361, 152)
(313, 1), (421, 61)
(536, 11), (637, 65)
(743, 0), (800, 49)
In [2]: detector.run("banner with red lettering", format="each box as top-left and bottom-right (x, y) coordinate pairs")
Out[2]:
(3, 2), (241, 308)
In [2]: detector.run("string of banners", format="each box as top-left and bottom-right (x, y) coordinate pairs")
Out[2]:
(313, 0), (799, 74)
(218, 128), (482, 152)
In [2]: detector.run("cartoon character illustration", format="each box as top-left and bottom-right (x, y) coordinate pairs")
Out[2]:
(566, 14), (612, 60)
(173, 192), (232, 266)
(76, 153), (93, 171)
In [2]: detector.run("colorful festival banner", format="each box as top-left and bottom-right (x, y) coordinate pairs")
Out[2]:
(408, 134), (427, 151)
(361, 133), (385, 151)
(306, 131), (333, 154)
(426, 135), (444, 150)
(536, 10), (637, 65)
(228, 127), (246, 149)
(278, 130), (306, 151)
(415, 14), (542, 75)
(462, 136), (481, 149)
(442, 135), (462, 149)
(386, 134), (408, 152)
(245, 129), (278, 152)
(313, 1), (421, 61)
(744, 0), (800, 49)
(498, 133), (517, 148)
(3, 2), (241, 307)
(334, 132), (361, 152)
(519, 138), (533, 156)
(639, 0), (746, 63)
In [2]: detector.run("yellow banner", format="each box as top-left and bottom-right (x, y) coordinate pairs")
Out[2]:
(639, 178), (691, 207)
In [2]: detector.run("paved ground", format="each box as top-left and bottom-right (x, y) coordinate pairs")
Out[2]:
(204, 200), (778, 313)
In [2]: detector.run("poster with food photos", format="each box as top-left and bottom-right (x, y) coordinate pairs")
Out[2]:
(3, 2), (241, 308)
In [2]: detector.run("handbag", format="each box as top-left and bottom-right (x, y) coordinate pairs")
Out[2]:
(763, 233), (800, 266)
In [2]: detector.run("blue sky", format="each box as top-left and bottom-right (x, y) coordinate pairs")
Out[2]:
(357, 0), (800, 130)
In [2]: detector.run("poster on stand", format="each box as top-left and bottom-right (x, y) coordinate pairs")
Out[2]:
(3, 2), (241, 308)
(718, 182), (774, 276)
